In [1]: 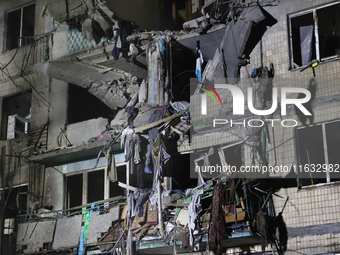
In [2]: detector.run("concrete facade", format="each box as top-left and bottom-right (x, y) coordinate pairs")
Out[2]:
(187, 0), (340, 254)
(0, 0), (340, 254)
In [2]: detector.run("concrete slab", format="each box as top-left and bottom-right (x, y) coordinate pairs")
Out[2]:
(17, 220), (56, 253)
(66, 117), (109, 146)
(86, 205), (120, 244)
(52, 214), (83, 250)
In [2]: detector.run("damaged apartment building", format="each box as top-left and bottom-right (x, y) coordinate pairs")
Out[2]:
(1, 0), (340, 254)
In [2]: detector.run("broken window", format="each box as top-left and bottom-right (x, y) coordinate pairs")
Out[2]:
(66, 173), (83, 208)
(288, 3), (340, 69)
(109, 164), (128, 198)
(1, 92), (32, 140)
(87, 169), (104, 203)
(66, 169), (105, 208)
(193, 143), (243, 180)
(67, 84), (113, 124)
(1, 185), (28, 216)
(217, 142), (243, 175)
(66, 167), (114, 209)
(296, 120), (340, 186)
(5, 3), (35, 51)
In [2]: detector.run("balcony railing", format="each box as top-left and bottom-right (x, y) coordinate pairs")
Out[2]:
(18, 32), (53, 65)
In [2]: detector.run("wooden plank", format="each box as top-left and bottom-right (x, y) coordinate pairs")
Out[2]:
(171, 124), (191, 135)
(170, 126), (183, 135)
(118, 182), (137, 192)
(133, 111), (185, 133)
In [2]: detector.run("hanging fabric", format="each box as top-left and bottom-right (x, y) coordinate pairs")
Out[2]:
(78, 202), (96, 255)
(112, 19), (124, 60)
(195, 40), (204, 82)
(104, 146), (117, 182)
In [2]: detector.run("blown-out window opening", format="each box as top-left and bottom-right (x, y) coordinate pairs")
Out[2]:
(288, 2), (340, 69)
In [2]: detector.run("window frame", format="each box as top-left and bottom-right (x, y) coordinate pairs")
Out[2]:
(65, 167), (107, 209)
(64, 162), (129, 209)
(4, 2), (36, 52)
(1, 91), (32, 140)
(288, 1), (340, 70)
(295, 119), (340, 185)
(4, 218), (15, 235)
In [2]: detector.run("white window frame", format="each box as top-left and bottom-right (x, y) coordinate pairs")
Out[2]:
(296, 119), (340, 184)
(65, 162), (129, 208)
(288, 1), (340, 69)
(65, 167), (107, 208)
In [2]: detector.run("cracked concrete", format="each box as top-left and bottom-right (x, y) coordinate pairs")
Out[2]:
(34, 61), (140, 108)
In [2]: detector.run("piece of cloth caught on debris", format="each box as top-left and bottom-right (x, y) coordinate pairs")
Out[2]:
(127, 194), (135, 218)
(199, 147), (214, 185)
(158, 36), (165, 54)
(125, 106), (138, 128)
(195, 41), (204, 82)
(133, 189), (150, 218)
(144, 142), (154, 174)
(104, 146), (117, 182)
(134, 134), (141, 164)
(170, 101), (190, 112)
(149, 190), (170, 209)
(111, 19), (124, 60)
(188, 188), (203, 247)
(148, 109), (164, 142)
(121, 127), (135, 164)
(78, 202), (95, 255)
(136, 163), (144, 188)
(157, 147), (171, 182)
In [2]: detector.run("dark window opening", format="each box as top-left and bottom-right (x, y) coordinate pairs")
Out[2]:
(289, 3), (340, 69)
(220, 144), (243, 170)
(6, 3), (35, 51)
(110, 165), (127, 197)
(317, 5), (340, 59)
(170, 154), (197, 190)
(67, 174), (83, 208)
(67, 84), (113, 124)
(42, 242), (51, 250)
(176, 0), (186, 10)
(3, 185), (28, 218)
(296, 121), (340, 186)
(291, 13), (315, 67)
(324, 121), (340, 182)
(1, 92), (31, 140)
(87, 170), (104, 203)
